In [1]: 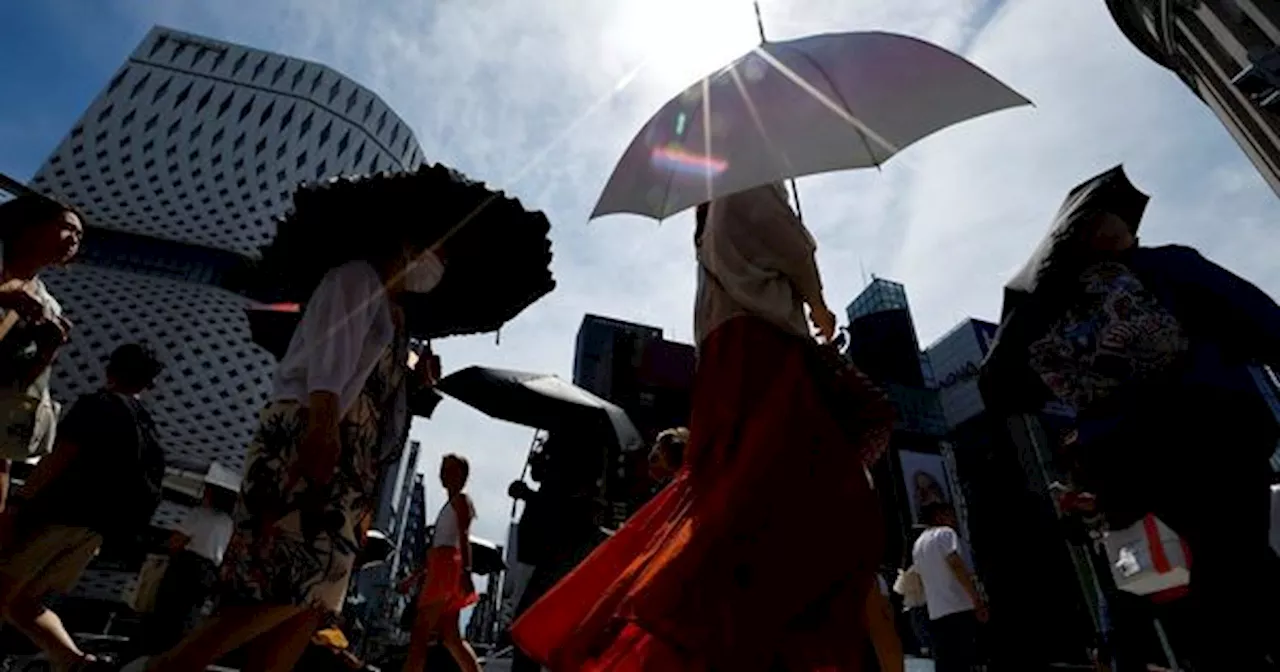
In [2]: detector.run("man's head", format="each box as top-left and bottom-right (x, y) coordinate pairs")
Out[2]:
(921, 501), (957, 529)
(105, 343), (163, 395)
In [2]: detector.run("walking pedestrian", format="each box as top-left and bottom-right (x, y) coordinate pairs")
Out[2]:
(0, 343), (164, 671)
(645, 427), (687, 487)
(0, 194), (82, 515)
(912, 503), (986, 672)
(507, 437), (605, 672)
(982, 165), (1280, 669)
(127, 241), (446, 672)
(131, 466), (238, 657)
(511, 184), (888, 671)
(399, 454), (482, 672)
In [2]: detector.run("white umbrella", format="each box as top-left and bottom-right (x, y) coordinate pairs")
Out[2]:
(591, 31), (1031, 221)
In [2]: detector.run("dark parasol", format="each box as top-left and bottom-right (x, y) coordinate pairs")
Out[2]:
(981, 165), (1150, 413)
(243, 163), (556, 341)
(436, 366), (645, 456)
(1000, 165), (1149, 319)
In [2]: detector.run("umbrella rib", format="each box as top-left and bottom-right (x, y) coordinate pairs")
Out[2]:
(754, 46), (899, 157)
(785, 46), (884, 170)
(732, 52), (800, 185)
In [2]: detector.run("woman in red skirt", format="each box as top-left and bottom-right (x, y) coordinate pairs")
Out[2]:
(512, 183), (888, 671)
(401, 454), (481, 672)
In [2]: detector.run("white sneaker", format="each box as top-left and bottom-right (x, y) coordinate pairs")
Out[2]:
(118, 657), (151, 672)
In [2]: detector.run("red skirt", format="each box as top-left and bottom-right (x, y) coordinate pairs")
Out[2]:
(512, 317), (885, 671)
(419, 546), (478, 615)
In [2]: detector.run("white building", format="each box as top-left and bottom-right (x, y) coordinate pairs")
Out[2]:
(25, 26), (424, 603)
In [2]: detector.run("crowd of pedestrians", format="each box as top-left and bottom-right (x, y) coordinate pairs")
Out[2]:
(1, 153), (1279, 672)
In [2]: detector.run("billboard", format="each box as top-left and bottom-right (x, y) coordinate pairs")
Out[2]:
(899, 449), (955, 525)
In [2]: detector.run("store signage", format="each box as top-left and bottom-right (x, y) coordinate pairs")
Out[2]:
(938, 361), (980, 390)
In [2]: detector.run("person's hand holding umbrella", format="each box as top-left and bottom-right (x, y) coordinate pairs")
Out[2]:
(810, 303), (836, 343)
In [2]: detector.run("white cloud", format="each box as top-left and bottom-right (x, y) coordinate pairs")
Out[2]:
(88, 0), (1280, 551)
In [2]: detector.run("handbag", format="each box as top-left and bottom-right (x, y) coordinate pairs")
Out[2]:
(128, 553), (171, 613)
(892, 566), (927, 609)
(811, 331), (896, 466)
(0, 369), (58, 462)
(0, 298), (60, 462)
(1103, 514), (1191, 599)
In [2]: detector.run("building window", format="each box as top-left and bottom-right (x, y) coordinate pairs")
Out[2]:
(195, 87), (213, 113)
(151, 77), (171, 104)
(217, 92), (234, 119)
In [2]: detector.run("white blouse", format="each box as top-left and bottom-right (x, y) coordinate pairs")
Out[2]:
(271, 260), (395, 416)
(432, 494), (475, 549)
(694, 183), (823, 345)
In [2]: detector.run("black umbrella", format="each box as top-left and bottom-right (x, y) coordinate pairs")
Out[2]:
(436, 366), (644, 455)
(243, 163), (556, 340)
(981, 165), (1150, 413)
(1000, 165), (1149, 319)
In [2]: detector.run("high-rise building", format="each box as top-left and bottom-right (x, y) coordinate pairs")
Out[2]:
(572, 314), (694, 442)
(843, 279), (950, 567)
(572, 314), (695, 521)
(1106, 0), (1280, 197)
(21, 25), (423, 605)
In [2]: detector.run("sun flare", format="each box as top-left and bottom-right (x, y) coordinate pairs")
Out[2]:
(613, 0), (763, 93)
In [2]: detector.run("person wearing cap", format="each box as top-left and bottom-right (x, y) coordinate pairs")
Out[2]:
(0, 342), (164, 671)
(130, 464), (239, 657)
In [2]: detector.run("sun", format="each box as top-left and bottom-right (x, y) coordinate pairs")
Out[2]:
(611, 0), (763, 93)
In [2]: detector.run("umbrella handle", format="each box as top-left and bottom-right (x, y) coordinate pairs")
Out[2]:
(509, 429), (543, 520)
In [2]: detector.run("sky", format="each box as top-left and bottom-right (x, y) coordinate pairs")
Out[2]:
(2, 0), (1278, 554)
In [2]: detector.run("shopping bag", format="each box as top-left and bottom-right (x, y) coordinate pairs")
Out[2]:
(1103, 514), (1190, 596)
(128, 553), (170, 613)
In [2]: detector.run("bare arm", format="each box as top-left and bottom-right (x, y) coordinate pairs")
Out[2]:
(15, 439), (80, 501)
(455, 495), (474, 573)
(945, 551), (984, 608)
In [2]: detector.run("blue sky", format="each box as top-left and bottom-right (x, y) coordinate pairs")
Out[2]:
(3, 0), (1278, 551)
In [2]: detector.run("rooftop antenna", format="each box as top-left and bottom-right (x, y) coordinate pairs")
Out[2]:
(860, 259), (869, 288)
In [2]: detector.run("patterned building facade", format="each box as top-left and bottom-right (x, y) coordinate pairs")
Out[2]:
(1107, 0), (1280, 196)
(22, 26), (423, 603)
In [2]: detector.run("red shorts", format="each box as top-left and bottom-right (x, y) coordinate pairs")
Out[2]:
(419, 546), (478, 615)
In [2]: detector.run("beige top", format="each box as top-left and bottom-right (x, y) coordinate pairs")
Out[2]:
(694, 183), (823, 345)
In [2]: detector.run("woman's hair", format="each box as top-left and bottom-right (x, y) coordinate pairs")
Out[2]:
(442, 453), (470, 485)
(0, 194), (82, 243)
(654, 427), (690, 467)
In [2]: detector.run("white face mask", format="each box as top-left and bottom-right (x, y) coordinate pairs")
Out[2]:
(403, 250), (446, 294)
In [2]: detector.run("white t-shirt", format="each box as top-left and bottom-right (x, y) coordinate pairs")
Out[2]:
(180, 507), (235, 565)
(432, 494), (475, 549)
(912, 525), (975, 620)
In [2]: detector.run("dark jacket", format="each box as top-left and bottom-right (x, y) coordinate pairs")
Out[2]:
(981, 244), (1280, 421)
